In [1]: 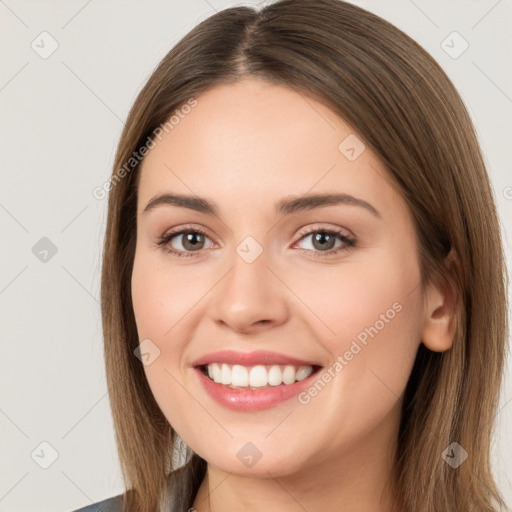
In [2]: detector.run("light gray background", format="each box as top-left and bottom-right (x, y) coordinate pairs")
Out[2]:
(0, 1), (511, 511)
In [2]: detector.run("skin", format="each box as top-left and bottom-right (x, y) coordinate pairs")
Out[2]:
(131, 77), (455, 511)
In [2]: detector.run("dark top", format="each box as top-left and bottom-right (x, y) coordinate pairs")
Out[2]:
(71, 493), (124, 512)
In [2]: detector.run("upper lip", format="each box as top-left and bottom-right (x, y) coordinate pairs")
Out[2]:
(191, 350), (322, 368)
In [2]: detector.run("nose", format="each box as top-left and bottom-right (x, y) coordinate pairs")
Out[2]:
(208, 245), (289, 335)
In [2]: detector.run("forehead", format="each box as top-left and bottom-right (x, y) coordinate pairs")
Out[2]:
(137, 78), (403, 220)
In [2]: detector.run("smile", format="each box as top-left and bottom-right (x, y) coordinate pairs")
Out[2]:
(202, 363), (314, 389)
(192, 350), (323, 411)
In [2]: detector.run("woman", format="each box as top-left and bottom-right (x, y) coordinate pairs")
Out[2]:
(73, 0), (509, 510)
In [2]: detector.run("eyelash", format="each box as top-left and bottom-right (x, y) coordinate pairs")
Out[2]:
(156, 225), (356, 259)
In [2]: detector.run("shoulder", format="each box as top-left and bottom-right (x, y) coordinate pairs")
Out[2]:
(70, 493), (124, 512)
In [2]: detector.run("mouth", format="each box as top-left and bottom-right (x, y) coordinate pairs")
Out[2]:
(198, 363), (322, 390)
(191, 350), (323, 411)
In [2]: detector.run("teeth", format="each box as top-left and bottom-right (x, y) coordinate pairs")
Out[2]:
(296, 366), (313, 381)
(268, 365), (282, 386)
(249, 365), (268, 387)
(282, 365), (296, 385)
(208, 363), (222, 383)
(204, 363), (314, 388)
(221, 364), (231, 385)
(232, 365), (249, 387)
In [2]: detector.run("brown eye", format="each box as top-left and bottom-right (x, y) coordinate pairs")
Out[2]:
(310, 232), (337, 251)
(176, 231), (207, 251)
(295, 229), (354, 254)
(157, 227), (215, 257)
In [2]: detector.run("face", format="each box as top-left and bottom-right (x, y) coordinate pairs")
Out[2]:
(131, 77), (425, 478)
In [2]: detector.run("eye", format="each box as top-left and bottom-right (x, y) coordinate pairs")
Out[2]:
(292, 226), (356, 257)
(156, 225), (356, 258)
(156, 226), (214, 258)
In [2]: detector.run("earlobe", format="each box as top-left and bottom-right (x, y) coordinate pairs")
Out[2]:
(421, 249), (460, 353)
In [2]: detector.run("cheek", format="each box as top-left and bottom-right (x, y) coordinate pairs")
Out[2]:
(131, 252), (205, 351)
(289, 248), (423, 417)
(130, 251), (214, 415)
(131, 255), (206, 442)
(305, 258), (422, 443)
(286, 246), (422, 351)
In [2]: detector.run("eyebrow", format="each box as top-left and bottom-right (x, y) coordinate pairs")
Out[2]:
(142, 192), (381, 219)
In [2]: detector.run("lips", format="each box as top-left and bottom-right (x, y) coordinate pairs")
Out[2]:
(191, 350), (322, 411)
(191, 349), (321, 367)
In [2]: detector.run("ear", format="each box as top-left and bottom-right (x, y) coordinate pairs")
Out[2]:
(421, 248), (460, 353)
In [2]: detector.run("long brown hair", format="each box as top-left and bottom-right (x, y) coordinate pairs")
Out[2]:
(100, 1), (509, 510)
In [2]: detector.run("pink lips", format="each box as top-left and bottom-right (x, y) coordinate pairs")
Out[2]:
(191, 350), (321, 412)
(191, 349), (319, 367)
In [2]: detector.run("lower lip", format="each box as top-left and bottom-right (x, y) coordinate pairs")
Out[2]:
(194, 367), (319, 412)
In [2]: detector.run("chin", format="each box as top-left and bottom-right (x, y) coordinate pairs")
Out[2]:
(191, 435), (314, 478)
